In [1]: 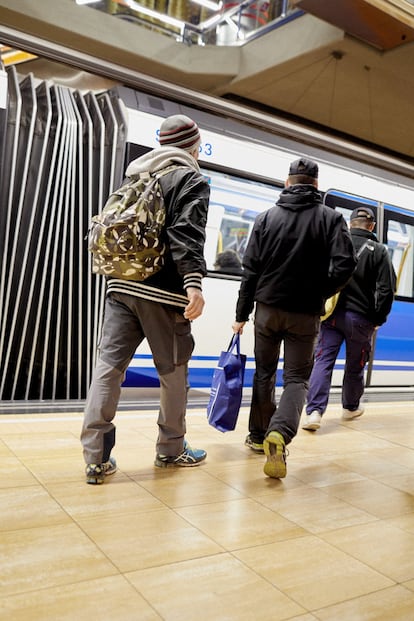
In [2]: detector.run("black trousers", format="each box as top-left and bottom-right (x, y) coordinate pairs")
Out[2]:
(248, 303), (319, 445)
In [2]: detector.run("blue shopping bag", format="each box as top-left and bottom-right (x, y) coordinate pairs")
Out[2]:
(207, 333), (246, 433)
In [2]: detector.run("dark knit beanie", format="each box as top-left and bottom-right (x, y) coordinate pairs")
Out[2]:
(159, 114), (201, 151)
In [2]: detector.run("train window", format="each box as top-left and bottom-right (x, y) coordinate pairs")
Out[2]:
(323, 189), (378, 224)
(201, 168), (282, 272)
(384, 209), (414, 299)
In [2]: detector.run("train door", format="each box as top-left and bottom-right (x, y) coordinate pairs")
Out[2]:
(323, 189), (414, 387)
(374, 204), (414, 385)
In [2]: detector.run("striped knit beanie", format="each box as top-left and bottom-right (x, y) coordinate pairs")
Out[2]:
(159, 114), (201, 151)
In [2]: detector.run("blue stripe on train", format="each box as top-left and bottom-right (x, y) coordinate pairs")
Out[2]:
(122, 360), (414, 388)
(123, 296), (414, 388)
(123, 366), (260, 388)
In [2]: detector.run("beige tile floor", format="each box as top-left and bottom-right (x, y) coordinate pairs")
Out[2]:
(1, 400), (414, 620)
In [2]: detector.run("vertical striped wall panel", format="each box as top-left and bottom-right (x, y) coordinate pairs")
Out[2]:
(0, 67), (127, 400)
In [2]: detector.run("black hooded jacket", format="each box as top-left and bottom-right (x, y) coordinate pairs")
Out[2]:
(336, 228), (396, 325)
(235, 184), (357, 321)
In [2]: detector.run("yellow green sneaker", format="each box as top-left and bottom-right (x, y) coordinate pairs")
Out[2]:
(263, 431), (287, 479)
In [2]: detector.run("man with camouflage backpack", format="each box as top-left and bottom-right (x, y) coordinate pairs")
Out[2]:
(81, 114), (210, 484)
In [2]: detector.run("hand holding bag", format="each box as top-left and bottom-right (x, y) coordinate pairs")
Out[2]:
(207, 333), (246, 433)
(320, 242), (369, 322)
(320, 292), (340, 321)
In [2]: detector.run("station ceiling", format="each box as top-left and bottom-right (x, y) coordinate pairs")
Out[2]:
(1, 0), (414, 162)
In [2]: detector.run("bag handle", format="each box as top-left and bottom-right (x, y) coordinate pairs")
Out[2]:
(228, 333), (240, 355)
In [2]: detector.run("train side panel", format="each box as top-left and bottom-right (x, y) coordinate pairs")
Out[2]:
(121, 100), (414, 391)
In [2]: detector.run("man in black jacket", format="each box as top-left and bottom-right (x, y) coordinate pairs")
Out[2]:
(81, 114), (210, 484)
(232, 157), (356, 478)
(303, 206), (396, 431)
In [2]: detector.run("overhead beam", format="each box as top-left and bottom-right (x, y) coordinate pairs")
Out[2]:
(292, 0), (414, 49)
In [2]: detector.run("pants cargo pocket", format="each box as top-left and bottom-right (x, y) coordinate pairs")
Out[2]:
(174, 314), (194, 366)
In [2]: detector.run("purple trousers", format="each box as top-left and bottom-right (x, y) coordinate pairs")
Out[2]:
(306, 309), (375, 415)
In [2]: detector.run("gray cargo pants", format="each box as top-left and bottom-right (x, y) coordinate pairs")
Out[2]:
(81, 291), (194, 465)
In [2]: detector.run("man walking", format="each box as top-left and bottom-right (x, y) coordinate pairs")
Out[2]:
(81, 114), (210, 484)
(232, 157), (356, 478)
(303, 206), (396, 431)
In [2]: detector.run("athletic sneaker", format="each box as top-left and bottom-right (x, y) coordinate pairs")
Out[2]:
(263, 431), (287, 479)
(302, 410), (322, 431)
(342, 407), (364, 420)
(85, 457), (117, 485)
(154, 441), (207, 468)
(245, 434), (264, 453)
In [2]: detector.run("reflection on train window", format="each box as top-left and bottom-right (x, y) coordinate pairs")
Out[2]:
(201, 169), (281, 271)
(385, 212), (414, 299)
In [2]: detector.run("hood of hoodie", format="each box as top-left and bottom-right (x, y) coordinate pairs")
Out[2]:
(125, 146), (200, 177)
(277, 184), (321, 212)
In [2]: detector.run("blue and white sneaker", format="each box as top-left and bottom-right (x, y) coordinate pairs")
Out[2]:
(154, 440), (207, 468)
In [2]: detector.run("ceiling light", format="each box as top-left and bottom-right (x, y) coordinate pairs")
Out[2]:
(190, 0), (222, 11)
(124, 0), (184, 29)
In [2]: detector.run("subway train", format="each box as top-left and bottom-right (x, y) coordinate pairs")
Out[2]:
(115, 86), (414, 392)
(1, 64), (413, 400)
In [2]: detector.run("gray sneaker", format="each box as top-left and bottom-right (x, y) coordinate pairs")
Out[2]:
(245, 434), (264, 453)
(85, 457), (117, 485)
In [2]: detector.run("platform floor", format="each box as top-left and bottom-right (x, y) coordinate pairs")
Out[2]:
(2, 400), (414, 620)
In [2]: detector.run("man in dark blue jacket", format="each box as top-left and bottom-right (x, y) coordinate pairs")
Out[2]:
(303, 206), (396, 431)
(232, 157), (356, 478)
(81, 114), (210, 484)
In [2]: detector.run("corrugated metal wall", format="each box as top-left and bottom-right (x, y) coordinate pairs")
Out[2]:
(0, 66), (127, 400)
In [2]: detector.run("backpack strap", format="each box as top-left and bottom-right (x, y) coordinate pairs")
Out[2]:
(129, 164), (188, 185)
(356, 241), (370, 258)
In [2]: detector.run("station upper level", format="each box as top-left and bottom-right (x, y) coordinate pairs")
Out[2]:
(1, 0), (414, 159)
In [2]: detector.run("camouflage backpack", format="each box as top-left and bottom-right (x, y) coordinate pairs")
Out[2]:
(88, 165), (179, 281)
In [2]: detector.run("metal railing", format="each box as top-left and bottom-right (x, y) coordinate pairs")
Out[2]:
(76, 0), (300, 46)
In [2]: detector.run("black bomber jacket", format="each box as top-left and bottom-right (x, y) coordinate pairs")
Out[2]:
(235, 184), (357, 321)
(106, 146), (210, 310)
(336, 228), (396, 326)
